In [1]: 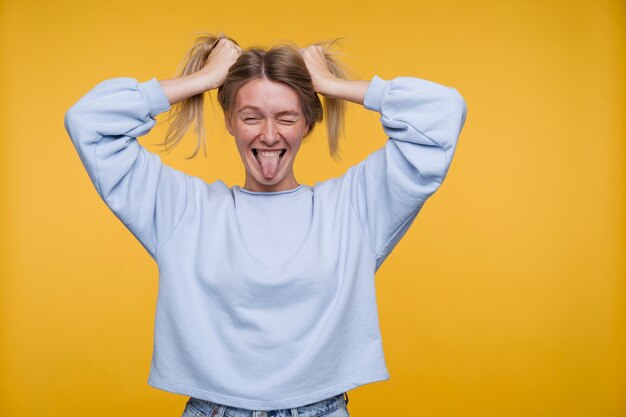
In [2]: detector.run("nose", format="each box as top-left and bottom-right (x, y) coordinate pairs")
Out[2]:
(260, 120), (280, 146)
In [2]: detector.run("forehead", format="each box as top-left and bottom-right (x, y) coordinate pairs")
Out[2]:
(234, 78), (302, 113)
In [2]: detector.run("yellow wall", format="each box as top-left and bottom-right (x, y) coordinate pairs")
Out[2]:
(1, 0), (624, 416)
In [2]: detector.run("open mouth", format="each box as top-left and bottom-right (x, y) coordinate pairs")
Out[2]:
(252, 148), (287, 159)
(251, 148), (287, 179)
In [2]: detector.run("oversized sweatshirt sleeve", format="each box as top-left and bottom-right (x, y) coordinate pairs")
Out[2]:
(351, 75), (467, 271)
(64, 77), (189, 260)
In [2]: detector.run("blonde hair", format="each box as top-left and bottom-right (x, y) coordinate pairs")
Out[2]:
(158, 33), (349, 161)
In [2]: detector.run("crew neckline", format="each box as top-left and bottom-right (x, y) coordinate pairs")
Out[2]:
(235, 184), (306, 196)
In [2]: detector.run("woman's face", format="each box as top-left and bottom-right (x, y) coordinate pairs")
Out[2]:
(226, 78), (310, 193)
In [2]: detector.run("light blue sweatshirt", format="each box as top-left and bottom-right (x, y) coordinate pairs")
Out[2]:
(64, 74), (467, 410)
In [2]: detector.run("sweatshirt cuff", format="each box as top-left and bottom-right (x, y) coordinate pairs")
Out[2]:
(138, 77), (171, 117)
(363, 75), (391, 112)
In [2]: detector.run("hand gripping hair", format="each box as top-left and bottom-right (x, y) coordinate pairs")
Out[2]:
(158, 32), (349, 161)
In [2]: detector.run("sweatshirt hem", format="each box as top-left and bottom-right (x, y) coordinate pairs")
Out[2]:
(147, 370), (390, 410)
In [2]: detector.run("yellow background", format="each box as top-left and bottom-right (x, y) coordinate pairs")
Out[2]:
(1, 0), (624, 416)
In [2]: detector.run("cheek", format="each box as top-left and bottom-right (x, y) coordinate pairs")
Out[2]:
(234, 127), (258, 146)
(287, 124), (307, 141)
(290, 134), (303, 148)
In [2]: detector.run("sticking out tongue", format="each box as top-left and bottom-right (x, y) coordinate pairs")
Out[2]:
(256, 151), (282, 178)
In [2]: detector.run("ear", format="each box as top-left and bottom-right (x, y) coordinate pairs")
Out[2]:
(303, 122), (311, 136)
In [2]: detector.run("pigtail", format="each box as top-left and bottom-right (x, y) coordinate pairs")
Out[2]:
(157, 32), (239, 159)
(313, 39), (349, 162)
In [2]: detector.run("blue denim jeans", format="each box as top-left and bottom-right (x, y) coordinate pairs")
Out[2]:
(181, 392), (350, 417)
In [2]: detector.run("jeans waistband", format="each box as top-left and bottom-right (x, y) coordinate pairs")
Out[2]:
(188, 391), (349, 417)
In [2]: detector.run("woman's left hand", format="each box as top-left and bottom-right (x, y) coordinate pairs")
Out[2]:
(300, 44), (369, 105)
(299, 45), (337, 96)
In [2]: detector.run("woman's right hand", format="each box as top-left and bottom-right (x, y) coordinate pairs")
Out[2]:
(159, 37), (242, 105)
(196, 37), (242, 91)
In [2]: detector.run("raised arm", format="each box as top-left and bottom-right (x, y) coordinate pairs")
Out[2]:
(64, 38), (241, 259)
(353, 76), (467, 270)
(302, 46), (468, 271)
(64, 77), (189, 260)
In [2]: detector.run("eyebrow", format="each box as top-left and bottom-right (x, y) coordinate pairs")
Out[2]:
(237, 105), (300, 116)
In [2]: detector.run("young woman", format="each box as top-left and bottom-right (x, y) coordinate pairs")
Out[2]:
(65, 34), (467, 417)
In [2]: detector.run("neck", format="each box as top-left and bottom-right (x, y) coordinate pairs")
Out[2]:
(243, 172), (299, 193)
